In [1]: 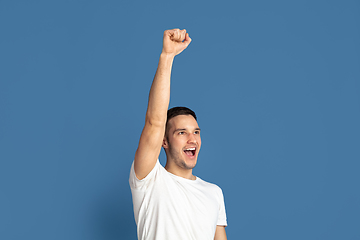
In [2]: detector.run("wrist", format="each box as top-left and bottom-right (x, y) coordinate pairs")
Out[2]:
(160, 52), (176, 59)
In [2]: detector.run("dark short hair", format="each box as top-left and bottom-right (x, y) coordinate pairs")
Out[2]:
(165, 107), (197, 134)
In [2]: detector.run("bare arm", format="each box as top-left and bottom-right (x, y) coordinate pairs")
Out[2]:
(214, 226), (227, 240)
(134, 29), (192, 180)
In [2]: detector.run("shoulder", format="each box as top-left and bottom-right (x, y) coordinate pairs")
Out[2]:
(129, 159), (165, 190)
(196, 177), (224, 195)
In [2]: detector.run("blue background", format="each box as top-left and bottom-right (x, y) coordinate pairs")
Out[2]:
(1, 0), (359, 239)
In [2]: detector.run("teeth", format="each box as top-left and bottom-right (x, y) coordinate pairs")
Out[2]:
(185, 147), (196, 151)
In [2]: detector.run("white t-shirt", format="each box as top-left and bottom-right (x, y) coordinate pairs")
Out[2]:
(129, 159), (227, 240)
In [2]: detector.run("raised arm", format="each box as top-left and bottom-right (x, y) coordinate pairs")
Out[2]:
(134, 29), (191, 180)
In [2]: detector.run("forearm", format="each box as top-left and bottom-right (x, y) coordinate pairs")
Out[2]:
(146, 53), (175, 126)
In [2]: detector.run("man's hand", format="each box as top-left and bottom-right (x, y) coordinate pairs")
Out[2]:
(162, 29), (192, 57)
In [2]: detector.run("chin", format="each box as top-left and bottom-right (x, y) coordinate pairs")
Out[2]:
(182, 160), (197, 169)
(182, 164), (196, 170)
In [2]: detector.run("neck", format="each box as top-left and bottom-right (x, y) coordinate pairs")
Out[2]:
(165, 162), (196, 180)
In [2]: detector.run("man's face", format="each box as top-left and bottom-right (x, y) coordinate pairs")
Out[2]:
(163, 115), (201, 170)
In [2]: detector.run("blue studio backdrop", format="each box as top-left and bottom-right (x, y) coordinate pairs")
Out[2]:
(1, 0), (359, 240)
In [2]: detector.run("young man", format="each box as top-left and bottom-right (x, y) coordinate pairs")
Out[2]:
(129, 29), (228, 240)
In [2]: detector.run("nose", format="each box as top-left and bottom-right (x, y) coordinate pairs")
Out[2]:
(187, 133), (197, 144)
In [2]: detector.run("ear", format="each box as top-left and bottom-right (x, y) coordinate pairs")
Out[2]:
(162, 137), (169, 149)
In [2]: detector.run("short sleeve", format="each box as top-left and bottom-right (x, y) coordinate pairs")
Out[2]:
(129, 159), (161, 224)
(217, 187), (227, 226)
(129, 159), (160, 190)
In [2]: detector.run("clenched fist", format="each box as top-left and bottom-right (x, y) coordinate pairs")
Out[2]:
(162, 29), (192, 57)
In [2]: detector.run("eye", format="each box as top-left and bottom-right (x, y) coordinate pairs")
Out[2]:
(178, 131), (185, 135)
(194, 130), (200, 134)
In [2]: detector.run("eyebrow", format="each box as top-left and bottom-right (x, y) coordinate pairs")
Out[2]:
(173, 128), (201, 134)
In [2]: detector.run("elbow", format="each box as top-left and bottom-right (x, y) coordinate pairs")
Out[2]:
(145, 114), (166, 128)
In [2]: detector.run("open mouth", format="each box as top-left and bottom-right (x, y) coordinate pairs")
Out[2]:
(184, 147), (196, 156)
